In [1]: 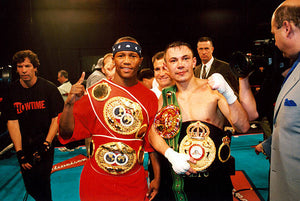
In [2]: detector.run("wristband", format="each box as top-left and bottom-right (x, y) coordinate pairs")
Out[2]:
(44, 141), (51, 151)
(16, 150), (27, 164)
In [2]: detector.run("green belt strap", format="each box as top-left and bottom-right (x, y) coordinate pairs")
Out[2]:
(162, 85), (188, 201)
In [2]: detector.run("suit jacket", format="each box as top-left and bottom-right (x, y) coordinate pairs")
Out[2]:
(270, 59), (300, 201)
(194, 58), (239, 94)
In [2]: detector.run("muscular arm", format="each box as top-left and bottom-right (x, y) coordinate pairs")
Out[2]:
(208, 73), (250, 133)
(59, 104), (75, 139)
(7, 120), (22, 152)
(239, 76), (259, 121)
(148, 96), (170, 155)
(45, 116), (59, 143)
(218, 96), (250, 133)
(148, 96), (196, 175)
(148, 125), (170, 155)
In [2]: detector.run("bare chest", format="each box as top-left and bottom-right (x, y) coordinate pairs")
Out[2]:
(177, 92), (223, 126)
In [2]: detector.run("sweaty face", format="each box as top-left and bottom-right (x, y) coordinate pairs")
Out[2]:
(165, 46), (196, 83)
(16, 57), (37, 85)
(197, 41), (214, 64)
(153, 58), (173, 89)
(113, 51), (142, 80)
(102, 56), (115, 80)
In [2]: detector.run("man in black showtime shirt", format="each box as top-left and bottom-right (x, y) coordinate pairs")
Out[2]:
(5, 50), (64, 201)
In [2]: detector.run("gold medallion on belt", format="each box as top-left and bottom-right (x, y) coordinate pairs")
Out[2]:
(154, 104), (181, 139)
(218, 136), (231, 163)
(179, 121), (216, 171)
(103, 96), (144, 135)
(95, 142), (138, 175)
(92, 82), (111, 101)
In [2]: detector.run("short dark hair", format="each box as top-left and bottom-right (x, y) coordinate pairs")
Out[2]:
(12, 50), (40, 68)
(274, 5), (300, 29)
(137, 68), (154, 81)
(164, 41), (194, 58)
(152, 51), (164, 64)
(197, 36), (214, 47)
(114, 36), (139, 45)
(58, 70), (68, 79)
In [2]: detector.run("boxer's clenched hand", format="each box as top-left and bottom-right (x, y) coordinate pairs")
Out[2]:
(208, 73), (237, 104)
(164, 148), (197, 175)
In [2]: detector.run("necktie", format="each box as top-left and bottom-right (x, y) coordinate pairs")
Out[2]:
(202, 65), (207, 79)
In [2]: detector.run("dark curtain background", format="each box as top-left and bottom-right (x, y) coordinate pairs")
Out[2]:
(0, 0), (283, 85)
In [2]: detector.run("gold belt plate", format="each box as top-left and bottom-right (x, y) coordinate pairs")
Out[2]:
(95, 142), (136, 175)
(179, 135), (216, 171)
(104, 96), (143, 135)
(92, 82), (111, 101)
(154, 105), (181, 139)
(179, 121), (216, 171)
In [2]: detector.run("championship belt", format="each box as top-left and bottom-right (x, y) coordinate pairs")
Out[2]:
(92, 81), (111, 101)
(179, 121), (216, 171)
(154, 87), (182, 150)
(86, 80), (150, 175)
(104, 96), (143, 135)
(87, 80), (148, 138)
(95, 141), (136, 175)
(157, 86), (188, 201)
(90, 135), (144, 175)
(154, 104), (181, 139)
(218, 136), (231, 163)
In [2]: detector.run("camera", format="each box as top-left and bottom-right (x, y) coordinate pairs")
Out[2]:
(0, 65), (13, 85)
(0, 65), (13, 133)
(229, 38), (287, 78)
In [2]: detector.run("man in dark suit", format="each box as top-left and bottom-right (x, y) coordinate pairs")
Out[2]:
(194, 37), (239, 94)
(194, 36), (259, 121)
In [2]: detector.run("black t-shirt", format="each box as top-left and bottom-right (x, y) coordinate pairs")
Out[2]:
(5, 77), (64, 151)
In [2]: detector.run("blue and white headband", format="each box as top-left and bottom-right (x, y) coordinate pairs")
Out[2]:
(112, 41), (142, 57)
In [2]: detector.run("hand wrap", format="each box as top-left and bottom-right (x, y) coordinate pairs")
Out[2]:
(16, 150), (28, 165)
(164, 148), (190, 174)
(208, 73), (237, 104)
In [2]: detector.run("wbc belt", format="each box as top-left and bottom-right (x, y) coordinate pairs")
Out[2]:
(89, 135), (144, 176)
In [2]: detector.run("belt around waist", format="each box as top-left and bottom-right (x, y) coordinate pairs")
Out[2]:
(179, 121), (232, 173)
(89, 134), (144, 176)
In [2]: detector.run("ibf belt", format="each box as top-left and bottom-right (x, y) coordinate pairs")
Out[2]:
(179, 121), (231, 172)
(87, 80), (148, 138)
(90, 135), (144, 175)
(104, 96), (143, 135)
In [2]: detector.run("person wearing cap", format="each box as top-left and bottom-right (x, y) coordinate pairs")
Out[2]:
(58, 36), (160, 201)
(87, 53), (115, 89)
(86, 57), (106, 88)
